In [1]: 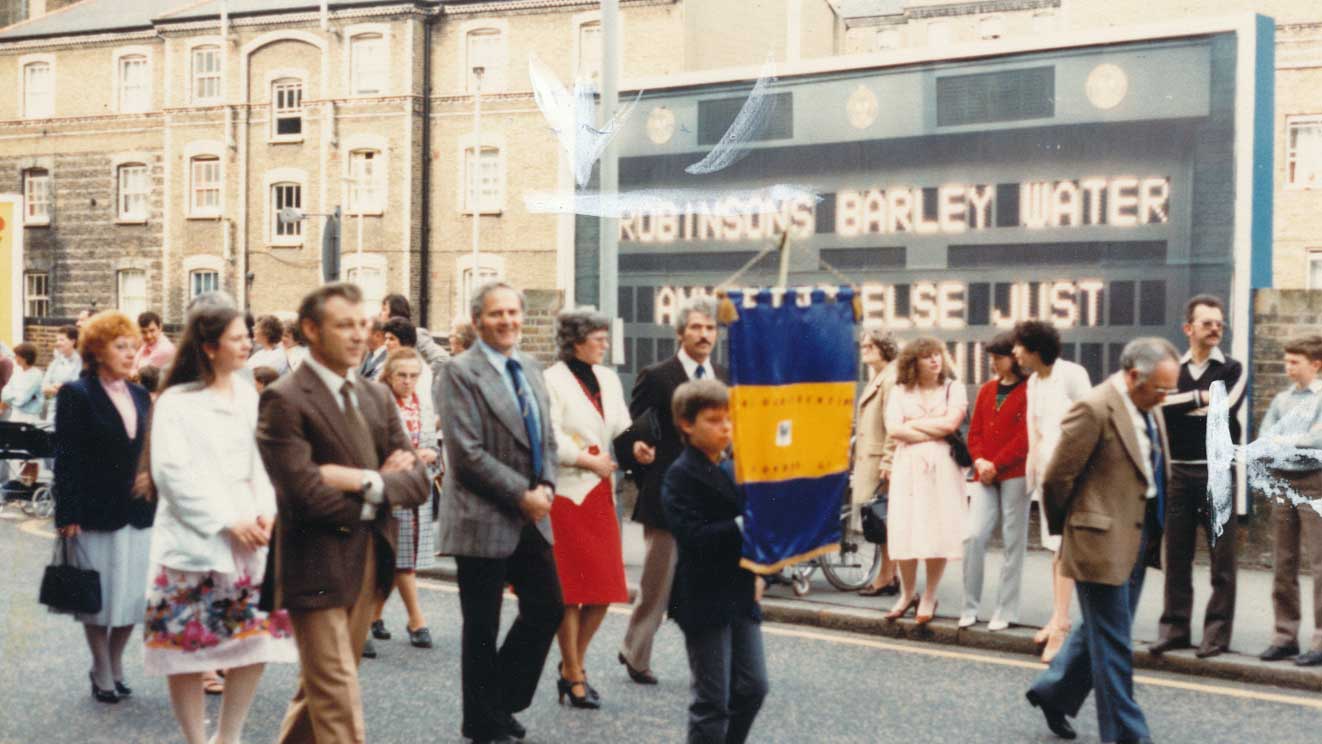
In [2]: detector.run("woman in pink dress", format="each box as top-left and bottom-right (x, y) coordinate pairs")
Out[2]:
(883, 337), (968, 626)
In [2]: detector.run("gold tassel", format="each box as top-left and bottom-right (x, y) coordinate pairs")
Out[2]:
(717, 291), (740, 324)
(852, 293), (863, 322)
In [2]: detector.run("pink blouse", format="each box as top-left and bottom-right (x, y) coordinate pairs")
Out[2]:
(99, 375), (138, 438)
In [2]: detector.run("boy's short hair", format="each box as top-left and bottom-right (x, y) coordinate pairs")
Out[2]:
(1283, 335), (1322, 363)
(671, 378), (730, 439)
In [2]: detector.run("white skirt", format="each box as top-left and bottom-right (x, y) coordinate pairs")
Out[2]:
(71, 526), (153, 627)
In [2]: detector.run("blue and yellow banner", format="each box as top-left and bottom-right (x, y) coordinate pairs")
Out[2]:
(724, 287), (858, 574)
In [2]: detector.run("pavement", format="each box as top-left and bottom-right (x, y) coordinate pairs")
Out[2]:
(420, 520), (1322, 693)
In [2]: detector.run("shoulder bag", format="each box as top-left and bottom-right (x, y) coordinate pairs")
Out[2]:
(860, 482), (889, 545)
(943, 382), (974, 468)
(39, 536), (102, 616)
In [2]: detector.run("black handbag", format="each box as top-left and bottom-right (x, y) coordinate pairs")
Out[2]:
(860, 484), (889, 545)
(39, 536), (102, 616)
(944, 383), (974, 468)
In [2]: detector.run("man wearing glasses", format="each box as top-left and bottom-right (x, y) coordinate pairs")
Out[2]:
(1149, 294), (1244, 659)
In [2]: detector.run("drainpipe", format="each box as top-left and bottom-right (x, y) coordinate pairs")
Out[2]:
(418, 11), (434, 327)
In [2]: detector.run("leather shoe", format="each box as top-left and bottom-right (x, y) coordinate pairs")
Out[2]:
(1293, 649), (1322, 667)
(1146, 637), (1192, 656)
(618, 652), (658, 684)
(1195, 643), (1228, 659)
(361, 639), (377, 659)
(502, 713), (526, 740)
(471, 737), (516, 744)
(1115, 738), (1155, 743)
(1025, 690), (1076, 740)
(1259, 642), (1300, 662)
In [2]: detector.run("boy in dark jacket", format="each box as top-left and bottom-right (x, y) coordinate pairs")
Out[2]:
(661, 378), (767, 744)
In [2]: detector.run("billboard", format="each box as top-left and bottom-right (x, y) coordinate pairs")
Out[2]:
(0, 194), (22, 347)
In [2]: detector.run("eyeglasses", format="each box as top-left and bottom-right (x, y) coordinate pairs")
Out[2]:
(1193, 320), (1225, 330)
(859, 342), (876, 350)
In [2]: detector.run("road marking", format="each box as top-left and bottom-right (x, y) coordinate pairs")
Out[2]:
(418, 577), (1322, 710)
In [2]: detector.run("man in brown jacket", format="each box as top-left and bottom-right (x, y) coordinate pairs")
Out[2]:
(257, 283), (431, 744)
(1025, 337), (1179, 744)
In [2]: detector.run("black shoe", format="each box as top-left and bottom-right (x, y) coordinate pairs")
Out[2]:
(113, 680), (132, 697)
(1025, 690), (1076, 740)
(371, 619), (391, 640)
(1195, 644), (1228, 659)
(557, 676), (601, 709)
(1293, 649), (1322, 666)
(502, 713), (526, 740)
(617, 652), (658, 685)
(408, 626), (433, 649)
(89, 672), (119, 704)
(1146, 637), (1192, 656)
(1116, 738), (1155, 744)
(471, 737), (516, 744)
(362, 639), (377, 659)
(1259, 642), (1300, 662)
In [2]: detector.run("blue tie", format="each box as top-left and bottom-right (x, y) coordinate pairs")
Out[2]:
(1145, 414), (1166, 529)
(506, 357), (543, 484)
(694, 364), (706, 379)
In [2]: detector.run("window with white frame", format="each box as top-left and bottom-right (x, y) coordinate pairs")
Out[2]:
(1287, 116), (1322, 188)
(23, 168), (50, 224)
(190, 156), (221, 216)
(117, 163), (149, 221)
(348, 149), (383, 213)
(466, 28), (503, 92)
(24, 272), (49, 318)
(23, 62), (52, 118)
(192, 45), (222, 102)
(1309, 250), (1322, 290)
(117, 269), (147, 318)
(345, 265), (385, 311)
(190, 269), (220, 299)
(272, 78), (303, 139)
(350, 34), (387, 95)
(463, 146), (502, 213)
(118, 54), (149, 112)
(460, 263), (501, 306)
(271, 182), (302, 243)
(578, 21), (602, 84)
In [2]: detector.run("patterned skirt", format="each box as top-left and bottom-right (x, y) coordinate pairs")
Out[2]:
(142, 546), (298, 676)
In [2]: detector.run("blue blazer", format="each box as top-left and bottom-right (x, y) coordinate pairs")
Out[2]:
(53, 375), (155, 531)
(662, 446), (760, 634)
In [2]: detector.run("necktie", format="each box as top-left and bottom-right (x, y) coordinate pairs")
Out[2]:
(506, 357), (543, 484)
(694, 364), (706, 379)
(340, 381), (379, 469)
(1145, 413), (1166, 529)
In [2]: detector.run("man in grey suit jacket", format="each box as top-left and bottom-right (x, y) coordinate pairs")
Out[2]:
(437, 281), (564, 744)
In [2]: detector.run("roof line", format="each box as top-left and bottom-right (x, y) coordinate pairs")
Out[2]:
(0, 0), (98, 36)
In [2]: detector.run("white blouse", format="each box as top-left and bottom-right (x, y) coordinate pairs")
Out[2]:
(1025, 358), (1092, 495)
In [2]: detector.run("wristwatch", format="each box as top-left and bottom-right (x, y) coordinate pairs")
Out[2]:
(360, 470), (373, 496)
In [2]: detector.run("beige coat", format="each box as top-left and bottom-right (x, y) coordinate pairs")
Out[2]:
(1041, 379), (1165, 586)
(850, 364), (897, 508)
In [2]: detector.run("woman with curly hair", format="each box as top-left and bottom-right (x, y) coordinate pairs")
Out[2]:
(882, 337), (968, 626)
(854, 328), (901, 597)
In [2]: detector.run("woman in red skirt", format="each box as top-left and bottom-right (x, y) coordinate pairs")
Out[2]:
(545, 308), (640, 710)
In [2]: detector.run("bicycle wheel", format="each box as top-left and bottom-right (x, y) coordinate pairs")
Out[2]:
(820, 508), (882, 591)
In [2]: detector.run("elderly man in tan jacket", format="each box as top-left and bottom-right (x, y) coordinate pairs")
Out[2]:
(1024, 337), (1179, 744)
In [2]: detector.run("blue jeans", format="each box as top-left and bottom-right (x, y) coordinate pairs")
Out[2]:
(683, 619), (769, 744)
(1029, 506), (1157, 743)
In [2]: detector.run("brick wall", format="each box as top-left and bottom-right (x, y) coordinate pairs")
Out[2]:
(520, 289), (565, 367)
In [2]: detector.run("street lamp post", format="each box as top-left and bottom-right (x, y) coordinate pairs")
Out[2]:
(469, 66), (485, 304)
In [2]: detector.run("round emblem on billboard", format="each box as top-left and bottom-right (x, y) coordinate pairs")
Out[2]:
(847, 84), (879, 129)
(646, 106), (676, 144)
(1085, 64), (1128, 110)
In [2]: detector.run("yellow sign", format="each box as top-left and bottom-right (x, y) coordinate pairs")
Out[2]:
(0, 197), (22, 347)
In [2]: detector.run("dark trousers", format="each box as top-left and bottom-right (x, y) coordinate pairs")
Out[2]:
(1270, 489), (1322, 650)
(683, 618), (769, 744)
(1030, 503), (1157, 744)
(454, 524), (565, 740)
(1159, 463), (1237, 649)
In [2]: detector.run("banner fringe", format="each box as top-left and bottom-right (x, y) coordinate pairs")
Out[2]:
(716, 290), (740, 324)
(739, 542), (840, 575)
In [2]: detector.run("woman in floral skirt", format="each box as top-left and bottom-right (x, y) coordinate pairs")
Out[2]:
(144, 300), (296, 744)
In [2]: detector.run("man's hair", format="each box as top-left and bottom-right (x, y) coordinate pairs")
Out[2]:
(12, 342), (36, 366)
(450, 319), (477, 352)
(671, 378), (729, 438)
(894, 336), (957, 387)
(674, 295), (717, 335)
(255, 315), (284, 346)
(1184, 294), (1224, 324)
(469, 281), (526, 323)
(137, 310), (162, 329)
(383, 316), (417, 347)
(1119, 337), (1180, 382)
(1013, 320), (1062, 366)
(370, 318), (385, 335)
(251, 366), (280, 388)
(298, 282), (362, 329)
(58, 325), (78, 342)
(283, 318), (304, 344)
(383, 293), (411, 321)
(1283, 335), (1322, 363)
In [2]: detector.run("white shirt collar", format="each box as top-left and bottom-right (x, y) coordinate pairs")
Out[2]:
(1179, 346), (1225, 365)
(677, 346), (709, 380)
(302, 352), (359, 399)
(1302, 379), (1322, 394)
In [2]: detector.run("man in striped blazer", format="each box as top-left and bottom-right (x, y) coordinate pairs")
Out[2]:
(437, 281), (563, 744)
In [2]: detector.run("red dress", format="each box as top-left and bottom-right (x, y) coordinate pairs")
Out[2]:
(550, 376), (630, 606)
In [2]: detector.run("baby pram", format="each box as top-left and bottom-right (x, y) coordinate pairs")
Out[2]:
(0, 421), (54, 518)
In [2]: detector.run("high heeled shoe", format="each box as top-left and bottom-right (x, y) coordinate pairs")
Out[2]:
(559, 661), (600, 703)
(557, 676), (601, 709)
(915, 599), (939, 627)
(89, 672), (119, 704)
(883, 596), (919, 621)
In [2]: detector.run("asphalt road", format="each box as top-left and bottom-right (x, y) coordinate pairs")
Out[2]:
(2, 513), (1320, 744)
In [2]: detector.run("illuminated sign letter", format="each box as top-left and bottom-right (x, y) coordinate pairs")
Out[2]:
(1139, 177), (1170, 224)
(911, 281), (937, 328)
(967, 185), (994, 230)
(1020, 182), (1051, 229)
(620, 211), (639, 242)
(790, 197), (815, 239)
(914, 188), (941, 235)
(938, 281), (967, 329)
(1081, 178), (1106, 225)
(836, 190), (862, 237)
(1107, 177), (1139, 227)
(1051, 181), (1082, 227)
(938, 186), (968, 234)
(886, 188), (913, 233)
(864, 189), (886, 235)
(1078, 279), (1104, 327)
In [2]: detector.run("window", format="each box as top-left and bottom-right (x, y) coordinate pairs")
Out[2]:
(190, 270), (220, 299)
(117, 269), (147, 318)
(117, 163), (149, 221)
(1287, 115), (1322, 188)
(190, 156), (221, 216)
(345, 265), (385, 311)
(463, 146), (502, 213)
(459, 261), (501, 307)
(350, 34), (387, 95)
(466, 28), (504, 92)
(192, 45), (222, 102)
(578, 21), (602, 85)
(271, 182), (302, 243)
(118, 54), (149, 112)
(23, 62), (52, 118)
(1309, 250), (1322, 290)
(24, 272), (49, 318)
(272, 78), (303, 139)
(348, 149), (383, 213)
(23, 169), (50, 225)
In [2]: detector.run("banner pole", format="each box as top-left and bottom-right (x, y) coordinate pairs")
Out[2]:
(775, 230), (790, 288)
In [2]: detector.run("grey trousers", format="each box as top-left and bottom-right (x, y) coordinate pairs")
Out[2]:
(684, 619), (768, 744)
(962, 477), (1031, 623)
(1270, 497), (1322, 651)
(620, 525), (677, 671)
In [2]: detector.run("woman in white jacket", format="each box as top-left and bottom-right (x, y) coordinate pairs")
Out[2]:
(144, 302), (296, 744)
(545, 308), (636, 709)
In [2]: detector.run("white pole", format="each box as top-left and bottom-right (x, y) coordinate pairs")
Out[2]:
(599, 0), (620, 324)
(469, 68), (484, 304)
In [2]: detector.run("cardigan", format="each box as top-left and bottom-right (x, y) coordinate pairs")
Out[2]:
(967, 377), (1029, 482)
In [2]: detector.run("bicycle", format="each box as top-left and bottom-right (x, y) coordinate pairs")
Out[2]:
(774, 496), (883, 596)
